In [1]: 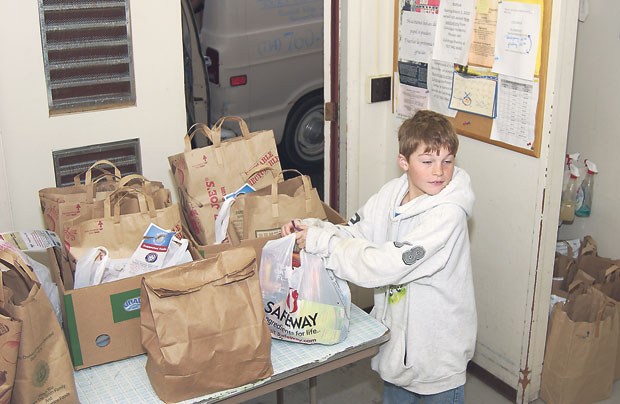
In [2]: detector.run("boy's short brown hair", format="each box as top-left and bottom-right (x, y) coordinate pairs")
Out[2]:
(398, 110), (459, 159)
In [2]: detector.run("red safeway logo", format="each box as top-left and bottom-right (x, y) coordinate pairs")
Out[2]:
(286, 288), (299, 313)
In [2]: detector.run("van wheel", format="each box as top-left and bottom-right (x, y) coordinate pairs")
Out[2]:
(282, 93), (324, 168)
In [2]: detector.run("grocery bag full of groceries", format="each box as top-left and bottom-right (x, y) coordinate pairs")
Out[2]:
(219, 169), (327, 242)
(73, 223), (192, 289)
(63, 185), (182, 273)
(0, 242), (79, 404)
(141, 247), (273, 403)
(259, 234), (351, 345)
(168, 116), (282, 245)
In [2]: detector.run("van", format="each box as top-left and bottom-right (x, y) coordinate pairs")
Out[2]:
(198, 0), (324, 168)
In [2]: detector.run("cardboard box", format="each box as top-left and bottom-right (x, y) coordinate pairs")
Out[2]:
(47, 237), (275, 370)
(49, 201), (347, 370)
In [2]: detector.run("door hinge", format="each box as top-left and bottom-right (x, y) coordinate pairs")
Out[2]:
(324, 102), (338, 122)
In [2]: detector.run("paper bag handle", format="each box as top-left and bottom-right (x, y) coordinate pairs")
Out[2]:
(213, 116), (251, 143)
(184, 122), (214, 152)
(567, 279), (586, 293)
(144, 247), (256, 297)
(242, 164), (277, 183)
(73, 159), (121, 187)
(593, 300), (616, 338)
(117, 174), (155, 196)
(580, 235), (597, 257)
(603, 264), (620, 279)
(103, 186), (157, 223)
(270, 169), (313, 218)
(0, 245), (38, 293)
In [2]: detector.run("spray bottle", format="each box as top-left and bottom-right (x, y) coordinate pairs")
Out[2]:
(575, 159), (598, 217)
(560, 164), (579, 223)
(563, 153), (580, 192)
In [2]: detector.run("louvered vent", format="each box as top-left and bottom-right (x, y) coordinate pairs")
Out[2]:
(52, 139), (141, 187)
(38, 0), (136, 114)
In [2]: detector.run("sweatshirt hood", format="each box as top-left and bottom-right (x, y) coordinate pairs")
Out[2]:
(394, 166), (474, 219)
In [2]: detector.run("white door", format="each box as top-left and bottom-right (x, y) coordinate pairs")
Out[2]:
(325, 1), (580, 402)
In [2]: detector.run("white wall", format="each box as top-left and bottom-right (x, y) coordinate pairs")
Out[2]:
(557, 3), (620, 259)
(0, 1), (187, 233)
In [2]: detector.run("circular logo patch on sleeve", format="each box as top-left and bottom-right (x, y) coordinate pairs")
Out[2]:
(402, 246), (425, 265)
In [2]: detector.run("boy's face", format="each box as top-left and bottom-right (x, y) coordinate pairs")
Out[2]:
(398, 144), (455, 199)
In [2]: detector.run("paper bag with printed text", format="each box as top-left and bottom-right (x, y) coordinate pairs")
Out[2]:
(0, 243), (78, 404)
(229, 169), (326, 240)
(168, 116), (282, 245)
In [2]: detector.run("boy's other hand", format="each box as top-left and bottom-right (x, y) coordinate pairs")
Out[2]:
(281, 220), (308, 250)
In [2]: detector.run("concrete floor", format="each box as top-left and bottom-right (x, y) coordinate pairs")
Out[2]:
(242, 356), (620, 404)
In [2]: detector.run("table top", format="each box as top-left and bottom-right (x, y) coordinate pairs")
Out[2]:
(74, 304), (389, 404)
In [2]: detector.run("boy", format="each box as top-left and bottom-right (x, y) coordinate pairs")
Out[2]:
(282, 110), (476, 404)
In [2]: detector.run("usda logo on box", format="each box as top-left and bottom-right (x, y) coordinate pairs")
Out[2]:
(111, 289), (142, 323)
(123, 297), (141, 312)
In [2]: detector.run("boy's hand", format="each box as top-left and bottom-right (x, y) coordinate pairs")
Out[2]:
(281, 220), (308, 250)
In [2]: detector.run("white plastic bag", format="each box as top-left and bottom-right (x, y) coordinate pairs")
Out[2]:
(259, 234), (351, 345)
(74, 247), (109, 289)
(74, 234), (192, 288)
(213, 196), (236, 244)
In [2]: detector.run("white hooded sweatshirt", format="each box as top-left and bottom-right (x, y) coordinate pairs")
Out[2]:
(302, 166), (476, 395)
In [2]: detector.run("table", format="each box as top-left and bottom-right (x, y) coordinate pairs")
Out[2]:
(74, 304), (390, 404)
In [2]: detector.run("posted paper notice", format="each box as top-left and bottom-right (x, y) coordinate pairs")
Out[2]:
(399, 10), (438, 63)
(432, 0), (477, 65)
(468, 0), (498, 68)
(490, 75), (539, 149)
(428, 60), (457, 117)
(396, 81), (429, 118)
(492, 1), (541, 80)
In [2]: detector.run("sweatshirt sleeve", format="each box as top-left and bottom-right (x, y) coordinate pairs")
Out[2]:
(301, 191), (381, 243)
(309, 204), (468, 288)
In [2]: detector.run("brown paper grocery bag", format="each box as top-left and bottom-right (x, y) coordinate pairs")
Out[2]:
(0, 245), (78, 404)
(540, 285), (619, 404)
(39, 159), (121, 236)
(141, 247), (273, 403)
(232, 169), (327, 240)
(168, 116), (282, 245)
(63, 186), (182, 272)
(0, 310), (20, 404)
(594, 265), (620, 379)
(578, 254), (620, 284)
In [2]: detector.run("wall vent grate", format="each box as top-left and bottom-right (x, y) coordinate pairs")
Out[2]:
(52, 138), (141, 187)
(38, 0), (136, 114)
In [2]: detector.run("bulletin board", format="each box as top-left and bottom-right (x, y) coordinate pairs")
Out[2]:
(392, 0), (552, 158)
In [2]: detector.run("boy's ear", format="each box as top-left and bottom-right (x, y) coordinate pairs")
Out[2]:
(398, 154), (409, 171)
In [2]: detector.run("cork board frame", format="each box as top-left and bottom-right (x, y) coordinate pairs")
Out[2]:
(392, 0), (552, 158)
